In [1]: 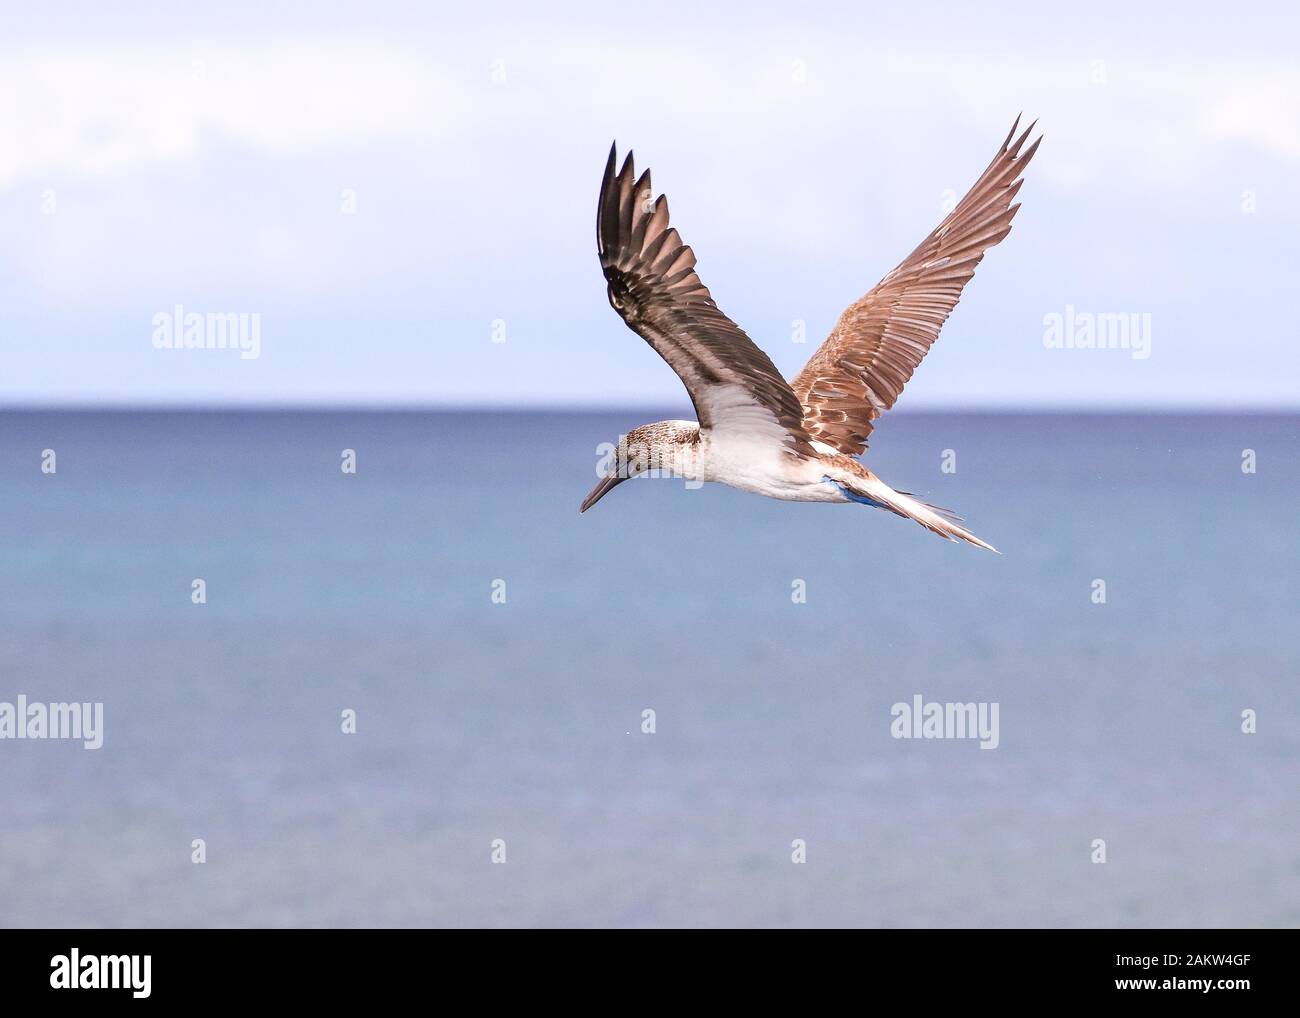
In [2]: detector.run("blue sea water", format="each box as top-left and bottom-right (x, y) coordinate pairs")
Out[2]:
(0, 410), (1296, 928)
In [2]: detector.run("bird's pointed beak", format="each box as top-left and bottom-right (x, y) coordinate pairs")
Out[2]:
(579, 472), (625, 513)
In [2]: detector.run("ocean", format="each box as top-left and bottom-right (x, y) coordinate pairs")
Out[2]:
(0, 410), (1296, 927)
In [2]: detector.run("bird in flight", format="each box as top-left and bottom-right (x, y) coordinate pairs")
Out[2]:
(580, 117), (1041, 552)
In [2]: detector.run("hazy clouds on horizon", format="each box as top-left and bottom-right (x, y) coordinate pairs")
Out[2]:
(1, 1), (1297, 409)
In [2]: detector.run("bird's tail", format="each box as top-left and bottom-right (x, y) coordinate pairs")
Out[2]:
(835, 469), (1000, 553)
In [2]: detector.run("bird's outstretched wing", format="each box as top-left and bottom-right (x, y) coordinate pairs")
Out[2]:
(598, 144), (812, 453)
(791, 117), (1042, 457)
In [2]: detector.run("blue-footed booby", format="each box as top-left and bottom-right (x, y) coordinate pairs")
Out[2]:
(580, 117), (1042, 552)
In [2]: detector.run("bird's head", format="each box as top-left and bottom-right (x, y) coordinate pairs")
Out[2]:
(579, 421), (698, 512)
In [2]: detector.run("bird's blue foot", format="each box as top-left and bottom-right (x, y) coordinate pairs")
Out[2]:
(823, 476), (887, 509)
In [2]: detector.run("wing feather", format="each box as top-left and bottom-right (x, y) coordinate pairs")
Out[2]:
(597, 145), (811, 452)
(791, 117), (1042, 456)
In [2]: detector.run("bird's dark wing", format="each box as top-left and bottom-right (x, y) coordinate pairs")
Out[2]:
(598, 144), (812, 453)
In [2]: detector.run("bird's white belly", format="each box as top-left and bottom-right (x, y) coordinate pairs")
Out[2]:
(701, 436), (847, 502)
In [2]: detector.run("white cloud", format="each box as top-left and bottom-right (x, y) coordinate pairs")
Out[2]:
(0, 44), (466, 188)
(1196, 73), (1300, 163)
(1, 25), (1296, 407)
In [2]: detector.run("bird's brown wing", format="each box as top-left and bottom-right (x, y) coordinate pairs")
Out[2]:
(598, 144), (812, 453)
(791, 117), (1042, 457)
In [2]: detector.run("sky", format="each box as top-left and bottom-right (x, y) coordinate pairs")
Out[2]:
(0, 0), (1297, 409)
